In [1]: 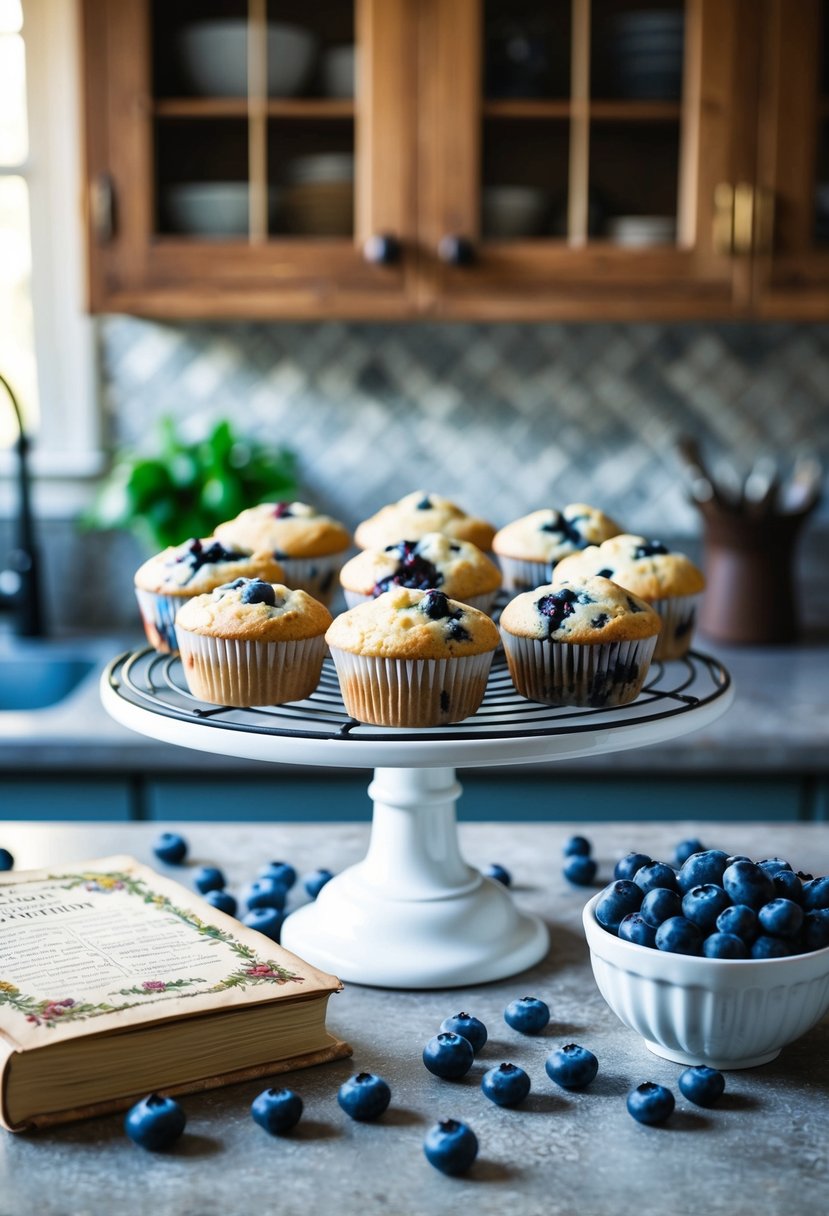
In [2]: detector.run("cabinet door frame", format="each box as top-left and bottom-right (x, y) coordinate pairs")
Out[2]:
(417, 0), (757, 321)
(81, 0), (420, 319)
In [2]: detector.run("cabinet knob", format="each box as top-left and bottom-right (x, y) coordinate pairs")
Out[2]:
(363, 233), (402, 265)
(438, 235), (475, 266)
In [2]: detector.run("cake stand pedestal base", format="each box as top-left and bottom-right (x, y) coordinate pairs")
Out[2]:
(281, 766), (549, 989)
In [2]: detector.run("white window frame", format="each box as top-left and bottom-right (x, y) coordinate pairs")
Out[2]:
(0, 0), (103, 518)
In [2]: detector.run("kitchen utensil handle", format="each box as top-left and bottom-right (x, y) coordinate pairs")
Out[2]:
(438, 235), (475, 266)
(363, 234), (402, 265)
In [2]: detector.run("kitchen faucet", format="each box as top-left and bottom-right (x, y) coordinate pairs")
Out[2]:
(0, 372), (44, 636)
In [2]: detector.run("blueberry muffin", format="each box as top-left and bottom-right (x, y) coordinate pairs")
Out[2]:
(552, 535), (705, 660)
(339, 532), (502, 613)
(325, 587), (500, 727)
(214, 502), (351, 606)
(499, 575), (661, 708)
(354, 491), (496, 552)
(134, 538), (286, 654)
(492, 504), (623, 591)
(174, 578), (332, 707)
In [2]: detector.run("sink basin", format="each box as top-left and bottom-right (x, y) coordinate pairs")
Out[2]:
(0, 654), (97, 711)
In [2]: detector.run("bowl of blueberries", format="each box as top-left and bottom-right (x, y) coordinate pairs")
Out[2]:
(582, 840), (829, 1069)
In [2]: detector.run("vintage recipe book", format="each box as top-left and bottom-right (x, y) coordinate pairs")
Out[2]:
(0, 856), (350, 1132)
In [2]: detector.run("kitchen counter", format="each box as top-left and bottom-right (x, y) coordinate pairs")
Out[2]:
(0, 820), (827, 1216)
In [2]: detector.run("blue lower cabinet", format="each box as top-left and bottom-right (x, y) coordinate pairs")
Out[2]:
(145, 777), (373, 821)
(0, 779), (133, 820)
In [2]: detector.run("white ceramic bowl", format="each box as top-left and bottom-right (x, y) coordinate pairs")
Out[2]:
(482, 186), (550, 238)
(583, 892), (829, 1069)
(175, 20), (317, 98)
(163, 183), (282, 237)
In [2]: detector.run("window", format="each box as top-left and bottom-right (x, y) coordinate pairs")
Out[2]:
(0, 0), (100, 515)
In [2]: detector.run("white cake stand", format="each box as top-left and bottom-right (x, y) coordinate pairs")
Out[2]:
(101, 648), (733, 989)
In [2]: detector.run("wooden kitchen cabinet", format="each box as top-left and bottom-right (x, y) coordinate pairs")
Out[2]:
(80, 0), (826, 319)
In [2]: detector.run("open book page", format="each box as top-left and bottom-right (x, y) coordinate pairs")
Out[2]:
(0, 856), (341, 1050)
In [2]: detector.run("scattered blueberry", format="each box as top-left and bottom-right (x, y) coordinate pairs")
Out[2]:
(485, 862), (512, 887)
(614, 852), (651, 881)
(0, 847), (13, 871)
(251, 1087), (303, 1134)
(618, 913), (657, 947)
(634, 861), (679, 895)
(639, 887), (682, 928)
(715, 903), (757, 941)
(674, 838), (704, 867)
(677, 850), (730, 893)
(803, 876), (829, 911)
(758, 898), (804, 938)
(193, 865), (225, 894)
(504, 996), (550, 1035)
(678, 1066), (725, 1107)
(681, 884), (732, 933)
(337, 1072), (391, 1121)
(564, 835), (592, 857)
(654, 916), (703, 956)
(258, 861), (297, 890)
(423, 1119), (478, 1176)
(243, 876), (288, 911)
(151, 832), (188, 865)
(595, 880), (643, 933)
(242, 907), (283, 941)
(751, 934), (791, 958)
(440, 1012), (487, 1055)
(564, 854), (598, 886)
(481, 1063), (531, 1107)
(124, 1093), (186, 1151)
(626, 1082), (675, 1125)
(423, 1032), (474, 1079)
(722, 860), (775, 909)
(204, 889), (238, 917)
(545, 1044), (598, 1090)
(703, 931), (747, 958)
(303, 868), (334, 900)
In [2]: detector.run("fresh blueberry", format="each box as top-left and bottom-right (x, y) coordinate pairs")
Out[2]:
(678, 1066), (725, 1106)
(124, 1093), (186, 1151)
(481, 1062), (531, 1107)
(626, 1082), (675, 1125)
(564, 835), (592, 857)
(614, 852), (652, 881)
(751, 935), (791, 958)
(803, 876), (829, 911)
(639, 887), (683, 928)
(802, 909), (829, 952)
(152, 832), (188, 865)
(193, 865), (225, 893)
(337, 1072), (391, 1121)
(422, 1032), (474, 1079)
(618, 913), (657, 947)
(440, 1012), (487, 1055)
(545, 1044), (599, 1090)
(677, 850), (730, 893)
(564, 854), (598, 886)
(485, 862), (512, 886)
(674, 838), (704, 867)
(757, 857), (792, 877)
(242, 907), (283, 941)
(0, 847), (13, 871)
(595, 880), (643, 933)
(243, 877), (288, 911)
(681, 884), (731, 933)
(258, 861), (297, 890)
(654, 916), (703, 956)
(771, 869), (803, 904)
(204, 889), (238, 917)
(716, 903), (757, 941)
(504, 996), (550, 1035)
(634, 861), (679, 895)
(722, 860), (776, 909)
(303, 868), (334, 899)
(423, 1119), (478, 1176)
(251, 1087), (303, 1134)
(703, 931), (747, 958)
(758, 898), (803, 938)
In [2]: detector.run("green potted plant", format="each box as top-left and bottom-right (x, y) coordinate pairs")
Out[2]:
(85, 416), (298, 552)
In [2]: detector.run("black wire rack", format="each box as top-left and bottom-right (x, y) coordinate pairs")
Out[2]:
(104, 646), (731, 747)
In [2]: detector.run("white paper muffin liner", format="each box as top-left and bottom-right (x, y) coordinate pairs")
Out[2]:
(500, 631), (658, 708)
(328, 649), (494, 727)
(278, 555), (345, 606)
(342, 588), (497, 616)
(496, 555), (551, 593)
(135, 588), (190, 654)
(175, 630), (327, 707)
(650, 593), (701, 661)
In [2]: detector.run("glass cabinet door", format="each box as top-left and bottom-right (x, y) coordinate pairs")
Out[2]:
(420, 0), (753, 318)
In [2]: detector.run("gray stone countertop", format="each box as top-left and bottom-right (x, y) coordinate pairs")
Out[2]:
(0, 820), (827, 1216)
(0, 632), (827, 775)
